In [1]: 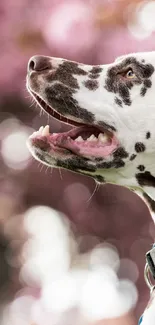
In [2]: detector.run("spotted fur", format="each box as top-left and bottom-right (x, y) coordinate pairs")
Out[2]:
(27, 51), (155, 222)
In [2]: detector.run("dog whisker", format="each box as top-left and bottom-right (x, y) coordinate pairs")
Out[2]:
(39, 164), (45, 172)
(86, 181), (100, 204)
(58, 167), (63, 180)
(45, 166), (50, 174)
(50, 167), (54, 176)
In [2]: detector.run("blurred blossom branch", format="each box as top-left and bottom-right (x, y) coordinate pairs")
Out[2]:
(95, 0), (143, 27)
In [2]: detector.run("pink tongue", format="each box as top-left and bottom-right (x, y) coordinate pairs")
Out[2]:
(48, 131), (118, 158)
(63, 138), (118, 158)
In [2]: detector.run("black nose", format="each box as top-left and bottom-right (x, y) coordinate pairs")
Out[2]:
(28, 55), (51, 72)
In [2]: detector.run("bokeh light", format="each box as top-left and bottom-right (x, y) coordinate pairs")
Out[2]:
(1, 128), (32, 170)
(127, 1), (155, 39)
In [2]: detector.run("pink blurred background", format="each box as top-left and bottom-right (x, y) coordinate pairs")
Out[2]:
(0, 0), (155, 323)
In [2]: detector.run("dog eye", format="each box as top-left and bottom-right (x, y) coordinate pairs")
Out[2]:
(125, 68), (135, 79)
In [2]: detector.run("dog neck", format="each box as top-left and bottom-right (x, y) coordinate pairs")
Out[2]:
(96, 154), (155, 223)
(132, 188), (155, 222)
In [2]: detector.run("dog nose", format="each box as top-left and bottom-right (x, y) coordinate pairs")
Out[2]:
(28, 55), (51, 72)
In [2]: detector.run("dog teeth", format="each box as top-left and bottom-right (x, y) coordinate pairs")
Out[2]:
(29, 125), (50, 139)
(87, 134), (98, 142)
(30, 131), (37, 138)
(42, 125), (50, 136)
(76, 136), (84, 142)
(98, 133), (108, 143)
(38, 126), (44, 134)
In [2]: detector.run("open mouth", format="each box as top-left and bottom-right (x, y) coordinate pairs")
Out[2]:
(29, 91), (119, 159)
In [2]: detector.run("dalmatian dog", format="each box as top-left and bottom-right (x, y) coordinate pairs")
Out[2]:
(27, 52), (155, 323)
(26, 51), (155, 221)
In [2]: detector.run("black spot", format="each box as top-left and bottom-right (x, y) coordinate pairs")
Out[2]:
(123, 97), (132, 106)
(105, 77), (116, 93)
(130, 154), (137, 161)
(95, 175), (105, 183)
(137, 165), (145, 172)
(113, 147), (129, 159)
(61, 61), (87, 76)
(105, 73), (132, 106)
(141, 59), (145, 63)
(46, 73), (79, 90)
(45, 84), (94, 124)
(97, 161), (113, 169)
(135, 142), (145, 153)
(114, 160), (125, 168)
(143, 193), (155, 212)
(89, 73), (100, 79)
(97, 121), (116, 132)
(115, 97), (123, 107)
(136, 171), (155, 187)
(95, 157), (104, 162)
(144, 79), (152, 88)
(146, 132), (151, 139)
(140, 79), (152, 97)
(90, 67), (103, 74)
(140, 64), (154, 78)
(97, 158), (125, 169)
(83, 79), (99, 91)
(46, 62), (84, 89)
(140, 87), (147, 97)
(56, 157), (96, 173)
(88, 66), (102, 80)
(118, 84), (131, 106)
(45, 61), (90, 90)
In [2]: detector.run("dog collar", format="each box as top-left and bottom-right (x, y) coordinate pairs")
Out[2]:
(138, 244), (155, 324)
(145, 244), (155, 290)
(138, 315), (143, 324)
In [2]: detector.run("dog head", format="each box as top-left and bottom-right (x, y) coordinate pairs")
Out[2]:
(26, 52), (155, 200)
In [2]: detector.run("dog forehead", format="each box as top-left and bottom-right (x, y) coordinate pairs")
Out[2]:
(115, 51), (155, 66)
